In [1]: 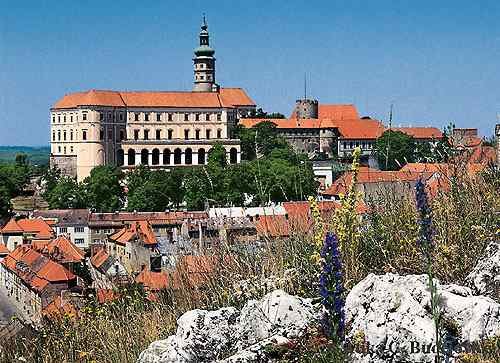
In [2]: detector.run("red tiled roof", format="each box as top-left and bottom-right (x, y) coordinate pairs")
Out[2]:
(96, 289), (119, 303)
(53, 88), (255, 109)
(392, 127), (443, 139)
(290, 104), (359, 120)
(1, 246), (75, 293)
(109, 221), (157, 246)
(219, 88), (256, 107)
(34, 236), (85, 264)
(322, 167), (432, 197)
(1, 218), (53, 239)
(255, 215), (290, 238)
(90, 249), (110, 269)
(43, 296), (78, 318)
(337, 119), (385, 139)
(135, 270), (170, 291)
(1, 219), (23, 233)
(0, 243), (10, 255)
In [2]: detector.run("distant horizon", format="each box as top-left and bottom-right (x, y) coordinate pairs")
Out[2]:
(1, 0), (499, 145)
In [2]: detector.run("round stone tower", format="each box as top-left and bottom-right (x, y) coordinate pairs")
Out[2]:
(193, 16), (216, 92)
(295, 99), (319, 119)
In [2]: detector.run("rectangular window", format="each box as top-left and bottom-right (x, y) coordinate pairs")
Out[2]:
(168, 129), (173, 139)
(156, 130), (161, 140)
(120, 113), (124, 121)
(217, 129), (222, 138)
(70, 146), (74, 153)
(83, 113), (87, 121)
(184, 129), (189, 139)
(144, 113), (149, 121)
(184, 113), (189, 121)
(217, 113), (222, 121)
(58, 115), (61, 122)
(100, 113), (104, 121)
(82, 130), (87, 140)
(120, 130), (125, 141)
(195, 129), (200, 140)
(63, 115), (66, 122)
(70, 115), (73, 122)
(195, 114), (200, 121)
(63, 131), (66, 140)
(144, 130), (149, 140)
(75, 227), (85, 233)
(168, 113), (173, 121)
(156, 113), (161, 121)
(75, 238), (84, 244)
(52, 132), (55, 141)
(134, 113), (139, 121)
(134, 130), (139, 140)
(52, 116), (55, 123)
(108, 130), (112, 140)
(64, 146), (67, 154)
(206, 129), (211, 139)
(108, 112), (112, 120)
(59, 227), (67, 233)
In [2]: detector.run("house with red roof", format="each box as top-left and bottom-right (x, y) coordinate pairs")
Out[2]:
(107, 221), (159, 274)
(240, 99), (443, 160)
(0, 245), (77, 323)
(321, 166), (435, 202)
(0, 217), (54, 252)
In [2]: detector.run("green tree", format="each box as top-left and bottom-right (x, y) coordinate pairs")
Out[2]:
(126, 166), (182, 211)
(375, 130), (417, 170)
(45, 176), (86, 209)
(83, 166), (124, 212)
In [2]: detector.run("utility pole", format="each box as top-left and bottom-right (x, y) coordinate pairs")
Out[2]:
(385, 103), (394, 170)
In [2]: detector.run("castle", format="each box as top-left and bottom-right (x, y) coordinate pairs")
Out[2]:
(50, 18), (256, 181)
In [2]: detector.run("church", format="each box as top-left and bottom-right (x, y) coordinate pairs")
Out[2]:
(50, 18), (256, 181)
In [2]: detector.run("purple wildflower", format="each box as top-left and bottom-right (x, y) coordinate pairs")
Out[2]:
(415, 179), (433, 248)
(319, 232), (345, 341)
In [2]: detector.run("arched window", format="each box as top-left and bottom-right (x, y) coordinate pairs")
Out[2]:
(128, 149), (135, 166)
(152, 149), (160, 165)
(174, 148), (182, 165)
(198, 148), (206, 165)
(117, 149), (124, 166)
(185, 148), (192, 165)
(141, 149), (149, 165)
(230, 148), (238, 164)
(163, 149), (171, 165)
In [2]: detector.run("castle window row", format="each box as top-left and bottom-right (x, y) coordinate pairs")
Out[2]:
(130, 112), (222, 122)
(131, 128), (223, 141)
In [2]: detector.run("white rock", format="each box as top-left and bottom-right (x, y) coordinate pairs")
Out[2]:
(345, 273), (500, 363)
(237, 290), (319, 349)
(466, 240), (499, 301)
(137, 290), (319, 363)
(138, 307), (239, 363)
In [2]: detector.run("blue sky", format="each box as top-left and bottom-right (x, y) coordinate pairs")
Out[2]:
(1, 0), (499, 146)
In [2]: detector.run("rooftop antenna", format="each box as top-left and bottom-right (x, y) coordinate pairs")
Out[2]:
(304, 73), (307, 99)
(385, 103), (394, 170)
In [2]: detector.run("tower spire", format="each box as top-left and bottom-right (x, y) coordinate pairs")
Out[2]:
(193, 15), (217, 92)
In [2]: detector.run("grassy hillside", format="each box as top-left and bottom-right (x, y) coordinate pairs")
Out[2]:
(0, 146), (50, 165)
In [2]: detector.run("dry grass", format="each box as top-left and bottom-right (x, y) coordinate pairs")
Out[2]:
(0, 162), (498, 362)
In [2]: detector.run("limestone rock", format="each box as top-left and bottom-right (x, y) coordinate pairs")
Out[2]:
(138, 307), (239, 363)
(237, 289), (319, 349)
(138, 290), (319, 363)
(466, 240), (499, 301)
(345, 273), (500, 363)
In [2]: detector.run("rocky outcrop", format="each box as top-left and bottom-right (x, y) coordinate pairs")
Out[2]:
(466, 240), (499, 301)
(345, 273), (500, 363)
(138, 290), (320, 363)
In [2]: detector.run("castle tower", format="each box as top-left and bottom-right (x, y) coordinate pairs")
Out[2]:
(193, 16), (217, 92)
